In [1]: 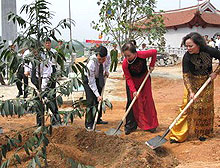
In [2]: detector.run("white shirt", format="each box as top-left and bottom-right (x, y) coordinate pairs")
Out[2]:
(24, 52), (52, 78)
(215, 39), (220, 49)
(208, 41), (215, 48)
(86, 54), (111, 97)
(44, 48), (57, 65)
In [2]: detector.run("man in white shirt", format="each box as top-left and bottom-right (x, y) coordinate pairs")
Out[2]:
(24, 39), (61, 126)
(16, 48), (29, 98)
(42, 38), (61, 126)
(83, 45), (111, 131)
(215, 35), (220, 50)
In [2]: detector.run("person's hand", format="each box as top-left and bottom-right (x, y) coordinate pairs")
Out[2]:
(105, 72), (109, 77)
(149, 66), (154, 73)
(133, 91), (138, 98)
(190, 92), (195, 100)
(210, 72), (217, 80)
(97, 96), (103, 102)
(24, 71), (30, 77)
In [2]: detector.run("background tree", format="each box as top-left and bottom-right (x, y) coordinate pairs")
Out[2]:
(92, 0), (166, 50)
(0, 0), (90, 167)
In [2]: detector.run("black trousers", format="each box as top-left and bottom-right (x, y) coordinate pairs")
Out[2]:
(125, 83), (137, 131)
(83, 76), (103, 127)
(16, 65), (28, 97)
(0, 73), (5, 85)
(31, 65), (60, 126)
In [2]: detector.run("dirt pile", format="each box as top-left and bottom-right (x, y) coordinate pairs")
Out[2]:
(49, 125), (178, 168)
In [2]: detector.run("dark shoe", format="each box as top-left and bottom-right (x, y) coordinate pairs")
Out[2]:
(199, 136), (206, 141)
(146, 128), (157, 133)
(97, 119), (108, 124)
(16, 92), (22, 98)
(124, 127), (136, 135)
(170, 139), (179, 144)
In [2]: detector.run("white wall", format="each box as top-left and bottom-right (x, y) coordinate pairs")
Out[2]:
(164, 26), (220, 48)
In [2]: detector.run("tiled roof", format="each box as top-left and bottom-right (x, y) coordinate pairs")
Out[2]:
(138, 1), (220, 29)
(162, 8), (197, 28)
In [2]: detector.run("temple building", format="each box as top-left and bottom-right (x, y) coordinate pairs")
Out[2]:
(141, 0), (220, 48)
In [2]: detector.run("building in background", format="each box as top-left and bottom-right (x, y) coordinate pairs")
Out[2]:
(1, 0), (17, 43)
(140, 1), (220, 48)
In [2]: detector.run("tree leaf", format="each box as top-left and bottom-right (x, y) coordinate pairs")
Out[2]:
(24, 144), (30, 155)
(34, 156), (41, 168)
(14, 154), (21, 164)
(18, 134), (22, 143)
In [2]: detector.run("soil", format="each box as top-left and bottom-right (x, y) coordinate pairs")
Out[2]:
(0, 64), (220, 168)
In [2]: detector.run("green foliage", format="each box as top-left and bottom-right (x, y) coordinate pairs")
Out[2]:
(92, 0), (166, 50)
(0, 0), (89, 167)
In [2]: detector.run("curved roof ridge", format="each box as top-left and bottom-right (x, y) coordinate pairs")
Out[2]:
(156, 0), (208, 14)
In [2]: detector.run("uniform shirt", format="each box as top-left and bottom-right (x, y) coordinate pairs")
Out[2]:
(24, 52), (52, 78)
(24, 51), (52, 90)
(86, 54), (111, 97)
(44, 48), (57, 66)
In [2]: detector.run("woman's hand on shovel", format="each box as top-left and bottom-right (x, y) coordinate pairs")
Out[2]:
(133, 91), (138, 98)
(149, 66), (154, 73)
(190, 92), (195, 100)
(210, 72), (217, 80)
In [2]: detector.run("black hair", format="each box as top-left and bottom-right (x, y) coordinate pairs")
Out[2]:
(129, 40), (137, 46)
(122, 42), (137, 54)
(95, 46), (108, 57)
(182, 32), (207, 50)
(45, 37), (51, 42)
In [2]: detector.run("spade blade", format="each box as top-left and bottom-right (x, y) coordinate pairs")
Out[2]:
(145, 135), (168, 149)
(105, 128), (122, 135)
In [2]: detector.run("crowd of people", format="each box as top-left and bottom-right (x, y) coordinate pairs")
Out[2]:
(84, 33), (220, 144)
(0, 32), (220, 144)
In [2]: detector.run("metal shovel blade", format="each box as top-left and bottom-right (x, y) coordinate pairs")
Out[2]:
(145, 135), (168, 149)
(105, 128), (122, 135)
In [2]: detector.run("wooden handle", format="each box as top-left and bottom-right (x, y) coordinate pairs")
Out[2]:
(169, 77), (212, 130)
(121, 71), (151, 121)
(92, 77), (107, 130)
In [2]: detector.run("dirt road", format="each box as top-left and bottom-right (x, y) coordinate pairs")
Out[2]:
(0, 64), (219, 167)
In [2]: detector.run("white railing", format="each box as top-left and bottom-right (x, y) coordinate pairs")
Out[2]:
(146, 45), (186, 57)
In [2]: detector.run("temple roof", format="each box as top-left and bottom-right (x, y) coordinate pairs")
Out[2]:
(139, 0), (220, 29)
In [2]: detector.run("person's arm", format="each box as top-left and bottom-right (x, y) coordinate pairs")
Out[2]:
(137, 49), (157, 67)
(207, 46), (220, 75)
(24, 62), (32, 76)
(182, 53), (194, 99)
(122, 59), (136, 93)
(87, 60), (100, 97)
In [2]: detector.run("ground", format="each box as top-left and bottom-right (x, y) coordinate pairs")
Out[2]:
(0, 63), (220, 167)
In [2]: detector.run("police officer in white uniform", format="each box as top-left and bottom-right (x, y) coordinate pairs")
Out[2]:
(83, 45), (111, 131)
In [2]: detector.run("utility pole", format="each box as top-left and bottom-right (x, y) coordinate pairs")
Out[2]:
(69, 0), (75, 66)
(179, 0), (181, 8)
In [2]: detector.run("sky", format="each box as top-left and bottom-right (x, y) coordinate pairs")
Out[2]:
(1, 0), (220, 42)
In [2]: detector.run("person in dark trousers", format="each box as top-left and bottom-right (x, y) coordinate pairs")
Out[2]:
(24, 39), (61, 126)
(83, 46), (111, 131)
(16, 48), (29, 98)
(122, 42), (158, 135)
(110, 43), (118, 72)
(0, 74), (6, 85)
(43, 38), (61, 126)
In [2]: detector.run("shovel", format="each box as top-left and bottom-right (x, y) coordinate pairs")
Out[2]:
(105, 71), (151, 135)
(92, 77), (107, 131)
(145, 77), (212, 149)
